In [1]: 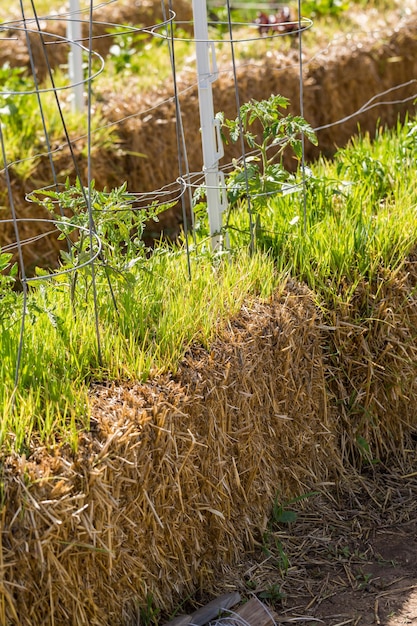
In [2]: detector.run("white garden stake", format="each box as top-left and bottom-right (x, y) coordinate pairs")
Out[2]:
(192, 0), (228, 249)
(67, 0), (84, 111)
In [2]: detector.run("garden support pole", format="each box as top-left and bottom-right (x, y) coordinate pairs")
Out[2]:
(67, 0), (84, 111)
(192, 0), (227, 249)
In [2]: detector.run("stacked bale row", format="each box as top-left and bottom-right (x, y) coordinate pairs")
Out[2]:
(2, 268), (417, 624)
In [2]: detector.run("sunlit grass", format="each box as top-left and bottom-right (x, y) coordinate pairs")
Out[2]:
(0, 64), (116, 180)
(0, 247), (279, 452)
(227, 117), (417, 305)
(0, 0), (90, 21)
(94, 33), (193, 94)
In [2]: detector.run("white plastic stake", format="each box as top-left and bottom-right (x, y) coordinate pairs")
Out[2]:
(67, 0), (84, 111)
(192, 0), (228, 248)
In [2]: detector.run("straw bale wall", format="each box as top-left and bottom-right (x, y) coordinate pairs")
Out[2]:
(2, 6), (417, 624)
(1, 283), (339, 626)
(2, 268), (417, 625)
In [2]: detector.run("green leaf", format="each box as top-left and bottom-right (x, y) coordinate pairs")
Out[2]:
(245, 132), (256, 148)
(0, 252), (12, 272)
(292, 139), (302, 160)
(230, 121), (241, 143)
(276, 509), (297, 524)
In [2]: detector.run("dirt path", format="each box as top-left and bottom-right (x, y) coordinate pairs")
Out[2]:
(205, 465), (417, 626)
(282, 522), (417, 625)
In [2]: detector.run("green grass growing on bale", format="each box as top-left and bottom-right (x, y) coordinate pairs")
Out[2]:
(226, 116), (417, 306)
(0, 248), (278, 452)
(0, 66), (115, 181)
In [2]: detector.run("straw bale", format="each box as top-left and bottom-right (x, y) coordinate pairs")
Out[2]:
(0, 282), (339, 625)
(324, 262), (417, 467)
(0, 0), (193, 80)
(2, 268), (417, 623)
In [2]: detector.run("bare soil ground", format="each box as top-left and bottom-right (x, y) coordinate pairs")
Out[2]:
(298, 525), (417, 625)
(281, 517), (417, 624)
(205, 464), (417, 626)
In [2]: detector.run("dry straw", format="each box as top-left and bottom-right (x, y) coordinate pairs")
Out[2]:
(325, 261), (417, 466)
(1, 282), (338, 625)
(1, 270), (417, 624)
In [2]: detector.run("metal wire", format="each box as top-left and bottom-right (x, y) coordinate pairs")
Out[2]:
(297, 0), (308, 233)
(163, 0), (193, 279)
(0, 120), (28, 392)
(19, 0), (61, 210)
(86, 0), (102, 364)
(225, 0), (255, 253)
